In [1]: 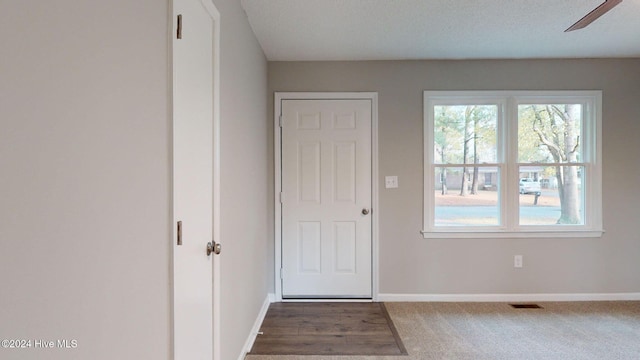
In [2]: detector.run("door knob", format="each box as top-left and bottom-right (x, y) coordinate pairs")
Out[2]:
(207, 241), (221, 256)
(362, 208), (370, 215)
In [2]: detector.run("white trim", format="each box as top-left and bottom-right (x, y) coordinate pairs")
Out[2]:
(274, 94), (282, 301)
(236, 294), (274, 360)
(205, 2), (222, 359)
(421, 230), (604, 239)
(274, 92), (379, 302)
(378, 293), (640, 302)
(168, 3), (175, 357)
(281, 298), (374, 303)
(371, 94), (379, 301)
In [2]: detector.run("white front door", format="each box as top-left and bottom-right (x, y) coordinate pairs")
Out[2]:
(281, 99), (372, 298)
(172, 0), (219, 358)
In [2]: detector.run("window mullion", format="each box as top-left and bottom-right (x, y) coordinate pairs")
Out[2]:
(504, 97), (519, 231)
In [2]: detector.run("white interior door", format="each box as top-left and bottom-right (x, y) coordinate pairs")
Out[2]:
(281, 99), (372, 298)
(172, 0), (218, 358)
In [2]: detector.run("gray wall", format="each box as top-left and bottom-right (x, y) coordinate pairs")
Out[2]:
(268, 59), (640, 295)
(215, 0), (270, 359)
(0, 0), (270, 359)
(1, 1), (171, 359)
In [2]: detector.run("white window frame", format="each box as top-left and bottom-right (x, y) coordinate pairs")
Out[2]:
(422, 91), (603, 239)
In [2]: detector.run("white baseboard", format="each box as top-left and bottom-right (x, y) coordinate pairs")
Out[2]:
(378, 292), (640, 302)
(237, 293), (275, 360)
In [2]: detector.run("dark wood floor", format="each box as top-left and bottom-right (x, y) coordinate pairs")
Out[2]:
(249, 302), (407, 356)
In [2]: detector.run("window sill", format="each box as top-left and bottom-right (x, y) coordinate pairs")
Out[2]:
(421, 229), (604, 239)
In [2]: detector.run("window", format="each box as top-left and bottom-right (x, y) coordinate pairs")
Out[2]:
(423, 91), (602, 238)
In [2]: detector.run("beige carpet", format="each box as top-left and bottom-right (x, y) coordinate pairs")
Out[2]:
(245, 301), (640, 360)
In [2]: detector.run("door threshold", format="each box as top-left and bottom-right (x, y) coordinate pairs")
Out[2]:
(281, 297), (373, 303)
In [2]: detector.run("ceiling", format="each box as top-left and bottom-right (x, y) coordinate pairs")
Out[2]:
(240, 0), (640, 61)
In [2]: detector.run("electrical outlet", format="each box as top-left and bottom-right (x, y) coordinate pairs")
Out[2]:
(514, 255), (523, 268)
(385, 176), (398, 189)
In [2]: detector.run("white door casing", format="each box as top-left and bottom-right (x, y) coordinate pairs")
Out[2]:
(279, 96), (376, 298)
(172, 0), (221, 359)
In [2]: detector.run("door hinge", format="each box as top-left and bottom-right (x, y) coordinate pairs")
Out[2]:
(279, 114), (283, 128)
(176, 220), (182, 245)
(280, 268), (284, 279)
(176, 14), (182, 39)
(279, 192), (284, 203)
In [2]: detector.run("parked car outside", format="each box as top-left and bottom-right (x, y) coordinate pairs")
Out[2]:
(519, 178), (541, 195)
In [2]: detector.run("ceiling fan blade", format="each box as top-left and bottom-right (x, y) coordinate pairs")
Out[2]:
(565, 0), (622, 32)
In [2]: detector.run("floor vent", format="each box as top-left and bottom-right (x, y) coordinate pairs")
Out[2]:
(510, 303), (543, 309)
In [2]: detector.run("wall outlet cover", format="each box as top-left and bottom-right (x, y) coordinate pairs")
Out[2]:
(514, 255), (523, 268)
(385, 176), (398, 189)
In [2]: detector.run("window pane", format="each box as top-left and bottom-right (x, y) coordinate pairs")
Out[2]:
(518, 104), (582, 163)
(435, 167), (500, 226)
(434, 105), (497, 164)
(519, 165), (584, 225)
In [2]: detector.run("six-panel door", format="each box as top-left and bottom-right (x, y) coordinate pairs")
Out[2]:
(281, 99), (372, 298)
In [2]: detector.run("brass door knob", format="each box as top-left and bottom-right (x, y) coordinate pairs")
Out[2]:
(362, 208), (370, 215)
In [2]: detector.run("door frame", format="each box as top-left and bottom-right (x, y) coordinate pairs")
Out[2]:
(274, 92), (379, 302)
(170, 0), (221, 358)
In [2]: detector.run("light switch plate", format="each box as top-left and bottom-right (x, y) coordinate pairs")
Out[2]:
(385, 176), (398, 189)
